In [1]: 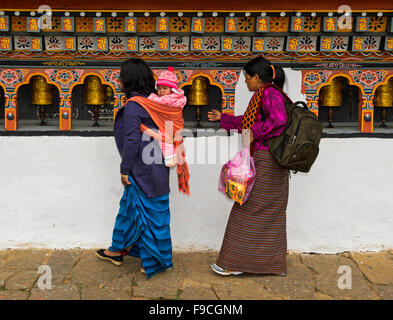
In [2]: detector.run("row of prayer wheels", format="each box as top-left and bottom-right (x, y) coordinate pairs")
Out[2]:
(19, 74), (393, 129)
(319, 76), (393, 128)
(27, 74), (211, 127)
(30, 74), (211, 106)
(29, 75), (110, 126)
(31, 74), (107, 105)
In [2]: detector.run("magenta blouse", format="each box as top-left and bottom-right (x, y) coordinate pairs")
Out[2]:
(220, 86), (288, 151)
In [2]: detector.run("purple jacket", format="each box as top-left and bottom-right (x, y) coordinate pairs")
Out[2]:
(220, 85), (288, 151)
(113, 92), (169, 198)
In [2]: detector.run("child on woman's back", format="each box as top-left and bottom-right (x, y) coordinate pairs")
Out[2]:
(148, 67), (187, 167)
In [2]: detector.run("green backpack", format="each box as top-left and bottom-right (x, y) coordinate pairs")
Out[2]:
(261, 84), (322, 173)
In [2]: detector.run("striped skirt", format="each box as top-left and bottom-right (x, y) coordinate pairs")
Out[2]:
(109, 175), (173, 278)
(216, 149), (289, 275)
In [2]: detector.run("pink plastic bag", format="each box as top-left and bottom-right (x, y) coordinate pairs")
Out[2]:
(218, 147), (256, 206)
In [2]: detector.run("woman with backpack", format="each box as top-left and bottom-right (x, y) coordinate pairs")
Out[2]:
(207, 56), (289, 276)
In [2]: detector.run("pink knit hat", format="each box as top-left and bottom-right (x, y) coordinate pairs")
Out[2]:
(156, 67), (178, 90)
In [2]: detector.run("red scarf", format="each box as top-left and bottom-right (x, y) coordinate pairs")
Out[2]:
(127, 96), (190, 195)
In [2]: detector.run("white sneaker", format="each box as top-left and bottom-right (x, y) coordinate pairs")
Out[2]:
(211, 263), (244, 276)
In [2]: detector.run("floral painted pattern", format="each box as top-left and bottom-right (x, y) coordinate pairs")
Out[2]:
(169, 17), (191, 32)
(100, 69), (121, 88)
(332, 36), (349, 51)
(14, 36), (31, 50)
(238, 17), (255, 32)
(139, 37), (156, 51)
(360, 72), (377, 86)
(204, 18), (224, 33)
(137, 17), (155, 32)
(299, 36), (317, 51)
(0, 69), (24, 87)
(55, 70), (75, 85)
(45, 69), (82, 87)
(11, 16), (27, 32)
(363, 36), (381, 50)
(349, 70), (388, 89)
(109, 37), (125, 51)
(106, 17), (124, 32)
(213, 70), (240, 89)
(303, 70), (332, 89)
(78, 37), (95, 51)
(368, 17), (387, 32)
(177, 70), (193, 86)
(76, 17), (94, 32)
(266, 37), (284, 51)
(44, 36), (62, 50)
(204, 36), (220, 50)
(269, 17), (289, 32)
(304, 72), (321, 87)
(170, 36), (189, 51)
(233, 37), (251, 51)
(303, 17), (321, 32)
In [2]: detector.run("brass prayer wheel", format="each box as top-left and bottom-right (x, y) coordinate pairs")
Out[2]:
(374, 81), (393, 107)
(319, 77), (343, 107)
(31, 75), (53, 105)
(84, 75), (105, 106)
(106, 86), (113, 98)
(188, 76), (209, 106)
(374, 79), (393, 128)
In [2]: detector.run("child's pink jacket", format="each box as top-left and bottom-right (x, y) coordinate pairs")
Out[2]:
(147, 88), (187, 109)
(147, 89), (187, 159)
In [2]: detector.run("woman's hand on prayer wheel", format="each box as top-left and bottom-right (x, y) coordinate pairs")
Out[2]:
(207, 109), (221, 121)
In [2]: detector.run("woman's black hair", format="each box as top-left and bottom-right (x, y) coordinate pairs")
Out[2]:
(244, 56), (286, 89)
(120, 58), (156, 98)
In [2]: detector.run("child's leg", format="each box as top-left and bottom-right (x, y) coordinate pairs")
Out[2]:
(162, 142), (177, 167)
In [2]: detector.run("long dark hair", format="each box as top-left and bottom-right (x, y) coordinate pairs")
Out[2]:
(244, 56), (285, 89)
(120, 58), (156, 98)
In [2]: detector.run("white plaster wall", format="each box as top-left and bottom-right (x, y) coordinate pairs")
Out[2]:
(282, 68), (307, 103)
(234, 68), (306, 116)
(0, 136), (392, 253)
(234, 72), (253, 116)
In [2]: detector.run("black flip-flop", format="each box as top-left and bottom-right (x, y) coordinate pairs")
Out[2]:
(95, 249), (123, 266)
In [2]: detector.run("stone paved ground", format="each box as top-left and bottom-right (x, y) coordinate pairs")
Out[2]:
(0, 249), (392, 300)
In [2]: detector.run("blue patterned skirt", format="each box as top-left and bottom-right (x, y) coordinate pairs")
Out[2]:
(109, 175), (173, 278)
